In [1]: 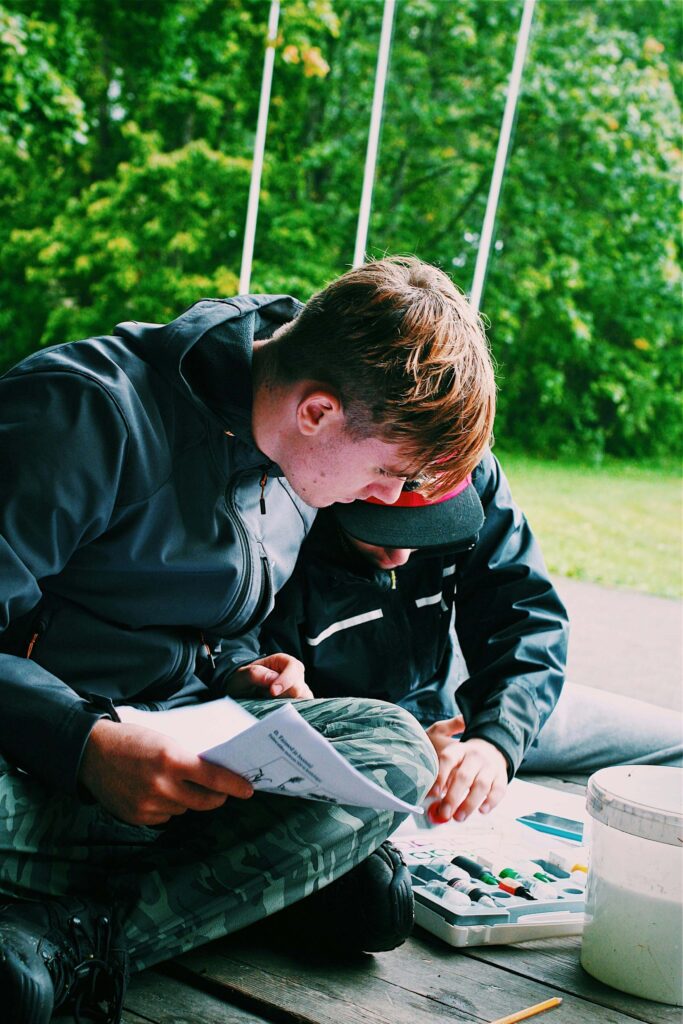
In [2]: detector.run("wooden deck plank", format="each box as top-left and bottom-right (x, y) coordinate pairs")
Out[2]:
(171, 928), (649, 1024)
(55, 968), (273, 1024)
(520, 774), (588, 795)
(122, 968), (275, 1024)
(458, 935), (681, 1024)
(169, 948), (468, 1024)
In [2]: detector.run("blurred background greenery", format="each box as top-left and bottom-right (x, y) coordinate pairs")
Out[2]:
(1, 0), (680, 593)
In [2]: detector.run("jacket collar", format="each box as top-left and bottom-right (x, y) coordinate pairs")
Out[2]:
(115, 294), (303, 455)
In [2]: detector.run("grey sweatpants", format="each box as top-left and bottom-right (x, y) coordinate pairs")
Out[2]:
(520, 682), (683, 775)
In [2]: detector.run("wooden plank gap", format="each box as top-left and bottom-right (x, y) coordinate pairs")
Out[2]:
(122, 968), (275, 1024)
(160, 959), (312, 1024)
(173, 947), (482, 1024)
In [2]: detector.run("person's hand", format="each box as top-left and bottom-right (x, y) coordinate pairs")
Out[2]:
(79, 718), (254, 826)
(227, 653), (313, 699)
(425, 717), (508, 823)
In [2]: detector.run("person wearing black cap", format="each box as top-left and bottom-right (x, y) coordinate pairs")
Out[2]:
(249, 449), (682, 824)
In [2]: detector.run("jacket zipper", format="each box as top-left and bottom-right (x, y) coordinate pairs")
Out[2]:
(25, 614), (49, 659)
(244, 554), (272, 634)
(259, 471), (268, 514)
(223, 469), (273, 631)
(200, 631), (216, 669)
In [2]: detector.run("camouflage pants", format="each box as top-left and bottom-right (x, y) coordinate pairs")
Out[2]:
(0, 698), (436, 971)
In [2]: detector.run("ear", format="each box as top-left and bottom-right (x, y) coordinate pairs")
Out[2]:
(296, 389), (344, 436)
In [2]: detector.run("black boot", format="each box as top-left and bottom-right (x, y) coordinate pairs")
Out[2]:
(0, 895), (129, 1024)
(272, 840), (414, 954)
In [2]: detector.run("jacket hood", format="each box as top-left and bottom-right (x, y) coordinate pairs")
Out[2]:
(114, 294), (303, 446)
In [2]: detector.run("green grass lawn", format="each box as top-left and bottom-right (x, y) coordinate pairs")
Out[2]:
(497, 452), (682, 599)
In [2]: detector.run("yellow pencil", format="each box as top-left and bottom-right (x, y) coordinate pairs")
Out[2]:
(489, 996), (563, 1024)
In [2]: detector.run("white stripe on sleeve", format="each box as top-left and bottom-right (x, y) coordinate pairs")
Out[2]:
(305, 609), (384, 647)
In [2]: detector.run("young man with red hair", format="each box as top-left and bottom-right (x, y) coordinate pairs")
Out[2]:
(0, 258), (495, 1022)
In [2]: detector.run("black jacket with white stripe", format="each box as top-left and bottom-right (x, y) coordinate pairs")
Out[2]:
(258, 451), (569, 778)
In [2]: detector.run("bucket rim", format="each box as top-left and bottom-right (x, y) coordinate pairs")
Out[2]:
(586, 766), (683, 847)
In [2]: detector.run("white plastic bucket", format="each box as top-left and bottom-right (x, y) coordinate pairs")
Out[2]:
(581, 765), (683, 1005)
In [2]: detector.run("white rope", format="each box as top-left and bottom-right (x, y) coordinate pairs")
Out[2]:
(470, 0), (536, 312)
(239, 0), (280, 295)
(353, 0), (396, 267)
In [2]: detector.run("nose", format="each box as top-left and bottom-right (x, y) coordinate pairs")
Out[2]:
(385, 548), (413, 567)
(364, 476), (405, 504)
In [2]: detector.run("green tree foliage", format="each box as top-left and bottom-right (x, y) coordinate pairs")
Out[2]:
(488, 4), (682, 458)
(12, 127), (248, 340)
(1, 0), (680, 459)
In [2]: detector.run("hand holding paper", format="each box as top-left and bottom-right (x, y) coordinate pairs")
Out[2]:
(80, 716), (254, 826)
(118, 698), (422, 815)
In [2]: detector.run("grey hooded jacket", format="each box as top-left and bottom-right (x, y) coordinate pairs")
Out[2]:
(0, 295), (315, 793)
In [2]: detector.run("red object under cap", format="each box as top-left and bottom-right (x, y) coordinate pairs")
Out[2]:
(363, 473), (472, 510)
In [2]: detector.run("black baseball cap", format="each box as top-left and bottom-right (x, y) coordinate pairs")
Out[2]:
(333, 474), (484, 551)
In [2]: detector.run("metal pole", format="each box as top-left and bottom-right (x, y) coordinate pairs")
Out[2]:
(239, 0), (280, 294)
(470, 0), (536, 312)
(353, 0), (396, 268)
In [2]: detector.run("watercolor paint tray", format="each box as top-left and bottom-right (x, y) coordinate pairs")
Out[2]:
(398, 843), (586, 948)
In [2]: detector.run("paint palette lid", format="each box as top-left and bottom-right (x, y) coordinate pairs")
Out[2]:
(586, 766), (683, 846)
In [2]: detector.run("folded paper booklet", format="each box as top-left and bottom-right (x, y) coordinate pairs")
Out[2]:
(117, 697), (421, 814)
